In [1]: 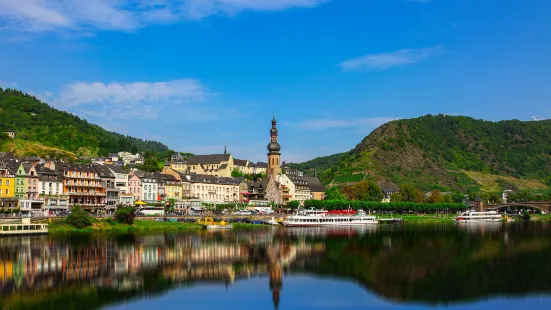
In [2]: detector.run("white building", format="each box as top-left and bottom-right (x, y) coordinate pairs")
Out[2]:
(137, 173), (159, 203)
(109, 165), (129, 194)
(36, 165), (63, 196)
(185, 174), (240, 203)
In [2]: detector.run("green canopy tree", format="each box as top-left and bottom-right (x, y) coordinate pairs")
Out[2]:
(325, 187), (346, 200)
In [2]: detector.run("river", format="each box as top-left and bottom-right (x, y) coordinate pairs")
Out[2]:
(1, 222), (551, 310)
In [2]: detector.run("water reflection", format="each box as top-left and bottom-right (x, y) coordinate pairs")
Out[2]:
(1, 223), (551, 309)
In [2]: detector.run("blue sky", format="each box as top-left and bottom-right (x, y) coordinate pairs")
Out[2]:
(0, 0), (550, 162)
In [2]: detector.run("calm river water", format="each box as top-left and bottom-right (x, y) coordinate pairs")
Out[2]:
(1, 223), (551, 310)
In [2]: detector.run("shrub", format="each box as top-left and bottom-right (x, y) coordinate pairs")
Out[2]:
(522, 211), (531, 221)
(66, 205), (92, 228)
(114, 206), (136, 225)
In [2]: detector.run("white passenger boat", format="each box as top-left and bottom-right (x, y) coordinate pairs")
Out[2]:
(283, 209), (377, 227)
(454, 210), (502, 223)
(0, 218), (48, 235)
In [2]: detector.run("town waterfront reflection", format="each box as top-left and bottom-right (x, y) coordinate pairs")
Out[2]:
(1, 223), (551, 309)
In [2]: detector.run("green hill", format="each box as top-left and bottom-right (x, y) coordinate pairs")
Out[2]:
(305, 115), (551, 192)
(286, 152), (345, 175)
(0, 87), (169, 157)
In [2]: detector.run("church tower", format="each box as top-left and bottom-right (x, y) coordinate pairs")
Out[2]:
(267, 116), (282, 180)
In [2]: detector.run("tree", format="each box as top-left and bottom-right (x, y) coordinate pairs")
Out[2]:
(427, 190), (442, 203)
(390, 192), (403, 202)
(342, 181), (383, 202)
(138, 156), (161, 172)
(400, 184), (417, 203)
(442, 194), (453, 203)
(114, 206), (136, 225)
(415, 189), (425, 203)
(165, 199), (175, 215)
(231, 168), (244, 177)
(325, 187), (346, 200)
(66, 205), (92, 228)
(286, 200), (300, 209)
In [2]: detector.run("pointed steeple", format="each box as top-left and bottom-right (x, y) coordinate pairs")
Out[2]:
(224, 145), (227, 156)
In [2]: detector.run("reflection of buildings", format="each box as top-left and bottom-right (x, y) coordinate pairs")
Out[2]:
(0, 231), (325, 309)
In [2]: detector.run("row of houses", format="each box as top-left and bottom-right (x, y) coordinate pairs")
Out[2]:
(0, 152), (326, 216)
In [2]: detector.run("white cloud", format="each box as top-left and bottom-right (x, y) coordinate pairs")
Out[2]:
(0, 0), (328, 34)
(339, 45), (442, 72)
(50, 79), (208, 120)
(294, 117), (398, 130)
(0, 81), (18, 89)
(182, 0), (327, 19)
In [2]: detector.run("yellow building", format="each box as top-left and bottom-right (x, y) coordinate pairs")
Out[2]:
(164, 179), (182, 199)
(0, 162), (15, 198)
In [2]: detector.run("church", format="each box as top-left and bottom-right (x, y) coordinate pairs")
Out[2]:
(259, 116), (325, 205)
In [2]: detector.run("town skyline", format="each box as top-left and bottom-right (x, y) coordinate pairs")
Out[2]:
(1, 0), (550, 162)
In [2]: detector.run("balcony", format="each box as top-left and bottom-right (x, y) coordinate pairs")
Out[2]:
(66, 192), (106, 196)
(64, 174), (101, 180)
(65, 182), (102, 188)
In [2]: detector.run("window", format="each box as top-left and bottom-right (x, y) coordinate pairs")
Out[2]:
(5, 180), (9, 185)
(6, 189), (9, 195)
(0, 189), (2, 195)
(0, 180), (2, 185)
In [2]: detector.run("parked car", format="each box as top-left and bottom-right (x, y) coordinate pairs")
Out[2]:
(234, 210), (252, 215)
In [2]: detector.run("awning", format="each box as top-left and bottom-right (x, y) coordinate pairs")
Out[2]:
(134, 200), (147, 205)
(191, 207), (203, 211)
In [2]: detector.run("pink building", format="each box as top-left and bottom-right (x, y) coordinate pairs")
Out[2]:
(128, 174), (142, 200)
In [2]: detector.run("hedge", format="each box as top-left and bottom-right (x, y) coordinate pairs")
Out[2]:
(304, 200), (467, 213)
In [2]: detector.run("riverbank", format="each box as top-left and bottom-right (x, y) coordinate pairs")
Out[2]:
(46, 214), (551, 234)
(47, 219), (266, 234)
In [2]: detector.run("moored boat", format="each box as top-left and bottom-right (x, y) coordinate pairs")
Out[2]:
(454, 210), (502, 223)
(0, 218), (48, 235)
(197, 216), (233, 230)
(283, 209), (377, 227)
(263, 217), (281, 226)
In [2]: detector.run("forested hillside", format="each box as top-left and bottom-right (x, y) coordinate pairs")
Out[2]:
(286, 152), (345, 176)
(305, 115), (551, 192)
(0, 88), (169, 157)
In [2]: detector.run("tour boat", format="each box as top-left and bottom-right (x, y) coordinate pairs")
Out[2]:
(454, 210), (502, 223)
(282, 209), (377, 227)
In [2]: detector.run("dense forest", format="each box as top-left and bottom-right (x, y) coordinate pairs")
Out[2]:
(0, 88), (169, 156)
(300, 115), (551, 192)
(286, 152), (345, 176)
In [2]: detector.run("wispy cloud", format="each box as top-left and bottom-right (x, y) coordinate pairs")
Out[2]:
(294, 117), (398, 130)
(0, 81), (18, 89)
(339, 45), (442, 72)
(45, 79), (209, 120)
(0, 0), (328, 34)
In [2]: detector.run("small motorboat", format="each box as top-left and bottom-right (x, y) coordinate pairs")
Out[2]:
(198, 216), (233, 230)
(263, 217), (281, 226)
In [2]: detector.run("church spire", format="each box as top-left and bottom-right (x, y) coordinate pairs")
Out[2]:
(267, 115), (281, 180)
(224, 145), (227, 156)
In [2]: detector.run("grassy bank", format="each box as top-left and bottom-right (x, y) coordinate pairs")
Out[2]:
(48, 219), (266, 234)
(49, 219), (202, 234)
(377, 214), (456, 224)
